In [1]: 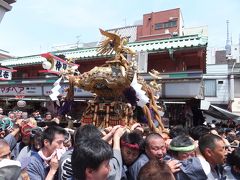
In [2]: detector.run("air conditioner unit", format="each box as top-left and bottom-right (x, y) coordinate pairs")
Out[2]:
(165, 29), (170, 34)
(172, 32), (178, 36)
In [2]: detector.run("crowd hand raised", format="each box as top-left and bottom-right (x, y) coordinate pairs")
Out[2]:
(131, 123), (141, 131)
(167, 159), (181, 173)
(112, 127), (127, 150)
(102, 125), (121, 142)
(64, 128), (75, 134)
(231, 140), (239, 147)
(113, 127), (127, 140)
(15, 119), (24, 127)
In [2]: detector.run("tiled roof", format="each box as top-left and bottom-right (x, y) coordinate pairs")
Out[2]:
(106, 25), (138, 43)
(1, 34), (207, 67)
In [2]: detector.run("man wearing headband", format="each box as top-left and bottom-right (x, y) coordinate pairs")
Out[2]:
(169, 135), (196, 161)
(176, 133), (227, 180)
(120, 132), (144, 167)
(119, 131), (144, 179)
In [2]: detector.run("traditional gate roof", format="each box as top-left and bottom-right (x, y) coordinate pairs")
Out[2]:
(1, 34), (207, 67)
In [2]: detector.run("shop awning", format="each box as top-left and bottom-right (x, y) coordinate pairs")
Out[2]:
(203, 105), (240, 121)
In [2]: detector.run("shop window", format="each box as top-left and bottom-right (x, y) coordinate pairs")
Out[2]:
(155, 20), (177, 30)
(204, 79), (216, 97)
(155, 23), (164, 30)
(234, 79), (240, 97)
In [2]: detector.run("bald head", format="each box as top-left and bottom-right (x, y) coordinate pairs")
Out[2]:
(145, 133), (166, 161)
(0, 139), (9, 148)
(0, 139), (10, 159)
(145, 133), (163, 148)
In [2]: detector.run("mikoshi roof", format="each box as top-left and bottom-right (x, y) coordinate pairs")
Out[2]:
(1, 34), (207, 67)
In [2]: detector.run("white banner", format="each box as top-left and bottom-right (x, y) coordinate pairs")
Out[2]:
(39, 53), (79, 75)
(43, 85), (93, 97)
(0, 67), (16, 80)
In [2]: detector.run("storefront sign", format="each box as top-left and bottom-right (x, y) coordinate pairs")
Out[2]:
(43, 85), (93, 97)
(164, 82), (202, 98)
(0, 86), (42, 96)
(0, 67), (17, 80)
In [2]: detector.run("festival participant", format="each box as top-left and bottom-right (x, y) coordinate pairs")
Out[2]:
(137, 159), (175, 180)
(169, 135), (196, 161)
(3, 118), (21, 152)
(15, 110), (23, 120)
(27, 126), (66, 180)
(17, 127), (43, 161)
(120, 131), (144, 179)
(44, 112), (53, 122)
(8, 111), (16, 120)
(225, 147), (240, 179)
(128, 133), (181, 180)
(176, 133), (227, 180)
(0, 139), (22, 180)
(198, 134), (227, 179)
(21, 111), (28, 119)
(31, 110), (43, 122)
(72, 138), (113, 180)
(59, 124), (126, 180)
(59, 124), (103, 180)
(120, 131), (144, 166)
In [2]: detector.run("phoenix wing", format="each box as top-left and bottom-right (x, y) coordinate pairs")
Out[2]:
(97, 28), (121, 55)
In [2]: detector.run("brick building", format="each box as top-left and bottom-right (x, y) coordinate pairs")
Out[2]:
(137, 8), (183, 41)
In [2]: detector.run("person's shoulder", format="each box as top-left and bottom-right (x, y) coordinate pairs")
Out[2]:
(177, 157), (207, 180)
(136, 154), (149, 163)
(29, 151), (44, 165)
(129, 153), (149, 168)
(60, 149), (73, 163)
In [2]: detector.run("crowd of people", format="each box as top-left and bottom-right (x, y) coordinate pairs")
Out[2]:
(0, 107), (240, 180)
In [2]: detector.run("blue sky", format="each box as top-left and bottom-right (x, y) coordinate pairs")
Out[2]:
(0, 0), (239, 57)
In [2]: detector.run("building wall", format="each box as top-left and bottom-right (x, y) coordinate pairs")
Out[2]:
(204, 64), (229, 104)
(231, 43), (240, 63)
(183, 26), (208, 37)
(204, 78), (229, 104)
(234, 78), (240, 98)
(215, 50), (227, 64)
(148, 49), (204, 73)
(137, 8), (182, 41)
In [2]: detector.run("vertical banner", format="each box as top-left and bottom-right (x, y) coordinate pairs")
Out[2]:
(137, 51), (148, 73)
(0, 67), (17, 80)
(39, 52), (79, 75)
